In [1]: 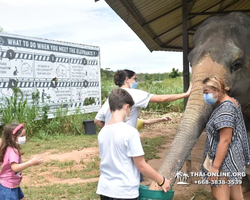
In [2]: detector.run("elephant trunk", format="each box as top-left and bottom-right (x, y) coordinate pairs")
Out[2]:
(158, 74), (213, 184)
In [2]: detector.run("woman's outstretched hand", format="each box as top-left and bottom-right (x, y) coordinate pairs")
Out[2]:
(185, 83), (192, 97)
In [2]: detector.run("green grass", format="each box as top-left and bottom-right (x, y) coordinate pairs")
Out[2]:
(100, 77), (185, 113)
(53, 157), (100, 179)
(22, 134), (98, 157)
(141, 135), (168, 162)
(190, 187), (214, 200)
(43, 160), (75, 169)
(22, 182), (100, 200)
(53, 169), (100, 179)
(139, 78), (185, 112)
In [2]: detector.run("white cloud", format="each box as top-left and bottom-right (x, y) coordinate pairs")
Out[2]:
(0, 0), (185, 73)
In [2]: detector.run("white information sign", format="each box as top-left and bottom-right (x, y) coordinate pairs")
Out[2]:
(0, 33), (101, 118)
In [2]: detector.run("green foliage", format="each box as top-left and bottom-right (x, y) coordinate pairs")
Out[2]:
(101, 68), (114, 81)
(0, 86), (98, 138)
(0, 86), (27, 124)
(100, 68), (116, 103)
(138, 77), (185, 112)
(84, 97), (95, 106)
(137, 72), (169, 82)
(168, 68), (181, 78)
(0, 27), (3, 32)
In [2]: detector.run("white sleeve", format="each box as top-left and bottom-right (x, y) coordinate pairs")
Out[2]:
(127, 129), (144, 157)
(95, 100), (110, 122)
(133, 89), (153, 108)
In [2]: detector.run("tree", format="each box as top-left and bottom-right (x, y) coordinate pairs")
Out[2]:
(174, 171), (183, 181)
(168, 68), (181, 78)
(182, 173), (189, 182)
(0, 27), (3, 32)
(145, 73), (151, 81)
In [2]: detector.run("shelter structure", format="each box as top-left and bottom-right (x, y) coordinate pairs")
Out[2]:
(101, 0), (250, 105)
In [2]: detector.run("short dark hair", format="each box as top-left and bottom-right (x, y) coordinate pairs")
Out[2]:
(114, 70), (127, 87)
(109, 88), (134, 111)
(124, 69), (135, 79)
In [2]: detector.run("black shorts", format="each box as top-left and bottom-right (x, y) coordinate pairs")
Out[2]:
(100, 195), (139, 200)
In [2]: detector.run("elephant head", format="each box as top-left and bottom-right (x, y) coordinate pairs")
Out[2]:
(159, 12), (250, 184)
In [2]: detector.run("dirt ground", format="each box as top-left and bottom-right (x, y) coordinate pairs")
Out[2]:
(22, 112), (250, 199)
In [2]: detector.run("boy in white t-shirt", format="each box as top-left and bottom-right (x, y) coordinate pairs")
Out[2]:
(97, 88), (170, 200)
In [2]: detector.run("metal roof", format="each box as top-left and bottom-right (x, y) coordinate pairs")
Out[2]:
(105, 0), (250, 52)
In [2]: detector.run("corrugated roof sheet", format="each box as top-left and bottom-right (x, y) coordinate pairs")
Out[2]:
(105, 0), (250, 52)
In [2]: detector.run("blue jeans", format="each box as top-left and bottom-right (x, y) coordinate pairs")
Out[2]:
(0, 183), (24, 200)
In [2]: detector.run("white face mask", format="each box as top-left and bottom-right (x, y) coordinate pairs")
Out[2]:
(124, 115), (130, 122)
(124, 107), (131, 122)
(16, 136), (26, 145)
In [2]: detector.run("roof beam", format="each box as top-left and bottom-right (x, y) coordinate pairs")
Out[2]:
(142, 0), (194, 27)
(160, 46), (183, 50)
(153, 0), (226, 40)
(142, 4), (182, 27)
(160, 0), (240, 46)
(189, 10), (250, 16)
(187, 0), (197, 14)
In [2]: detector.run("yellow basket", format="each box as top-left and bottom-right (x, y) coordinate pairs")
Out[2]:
(139, 185), (174, 200)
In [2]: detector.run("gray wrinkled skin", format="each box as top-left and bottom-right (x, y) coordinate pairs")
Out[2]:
(159, 12), (250, 184)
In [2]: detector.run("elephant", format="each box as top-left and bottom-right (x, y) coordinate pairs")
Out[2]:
(157, 12), (250, 185)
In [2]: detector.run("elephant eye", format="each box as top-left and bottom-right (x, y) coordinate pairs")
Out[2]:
(230, 59), (243, 73)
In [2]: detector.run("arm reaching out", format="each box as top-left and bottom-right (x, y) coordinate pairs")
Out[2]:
(133, 156), (170, 192)
(143, 116), (172, 125)
(11, 156), (43, 172)
(150, 83), (192, 103)
(94, 119), (105, 128)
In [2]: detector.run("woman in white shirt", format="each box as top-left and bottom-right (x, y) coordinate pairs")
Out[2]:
(95, 69), (192, 128)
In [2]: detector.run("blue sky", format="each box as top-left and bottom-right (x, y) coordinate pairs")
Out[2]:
(0, 0), (185, 73)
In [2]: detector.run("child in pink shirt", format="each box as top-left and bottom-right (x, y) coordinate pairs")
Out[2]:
(0, 123), (43, 200)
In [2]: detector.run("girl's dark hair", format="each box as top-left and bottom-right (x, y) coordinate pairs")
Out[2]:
(124, 69), (135, 79)
(0, 123), (24, 162)
(114, 70), (127, 87)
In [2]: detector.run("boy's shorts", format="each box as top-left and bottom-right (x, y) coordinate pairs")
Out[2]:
(100, 195), (139, 200)
(0, 183), (24, 200)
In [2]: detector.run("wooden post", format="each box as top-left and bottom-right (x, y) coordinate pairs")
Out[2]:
(182, 0), (190, 108)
